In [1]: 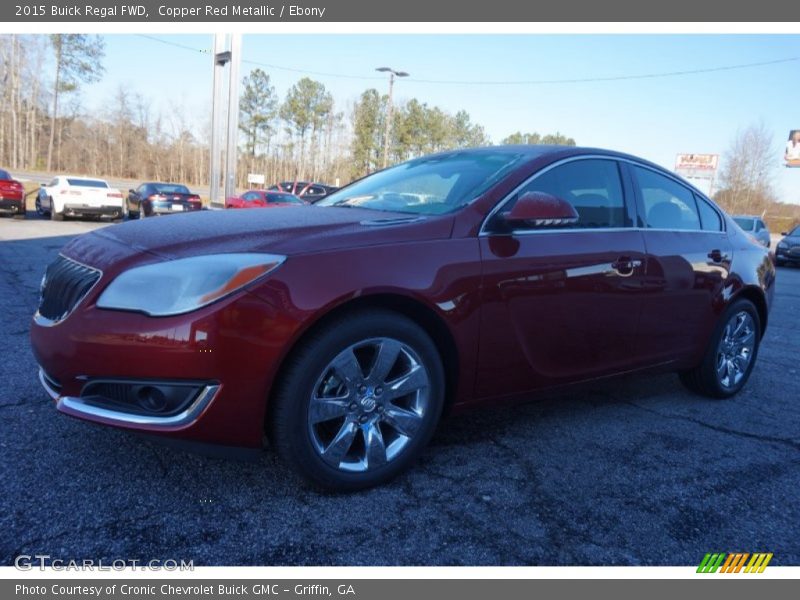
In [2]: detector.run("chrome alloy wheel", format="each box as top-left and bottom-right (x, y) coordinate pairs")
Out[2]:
(716, 311), (756, 389)
(307, 337), (430, 473)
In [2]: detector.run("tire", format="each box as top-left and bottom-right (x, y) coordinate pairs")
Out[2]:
(50, 199), (64, 222)
(35, 196), (47, 217)
(679, 298), (761, 399)
(269, 309), (445, 491)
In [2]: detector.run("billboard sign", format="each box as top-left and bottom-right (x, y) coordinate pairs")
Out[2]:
(247, 173), (265, 185)
(785, 130), (800, 168)
(674, 154), (719, 180)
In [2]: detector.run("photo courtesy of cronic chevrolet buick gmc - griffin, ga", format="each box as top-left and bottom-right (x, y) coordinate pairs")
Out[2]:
(30, 146), (775, 490)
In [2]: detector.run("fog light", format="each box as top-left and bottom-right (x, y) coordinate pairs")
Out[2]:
(136, 386), (168, 413)
(80, 380), (206, 417)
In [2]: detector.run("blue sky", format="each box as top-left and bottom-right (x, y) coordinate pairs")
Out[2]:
(83, 34), (800, 202)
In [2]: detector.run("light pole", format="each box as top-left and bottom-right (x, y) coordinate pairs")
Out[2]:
(376, 67), (409, 169)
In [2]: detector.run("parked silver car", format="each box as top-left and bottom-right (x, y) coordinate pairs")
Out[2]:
(733, 215), (771, 248)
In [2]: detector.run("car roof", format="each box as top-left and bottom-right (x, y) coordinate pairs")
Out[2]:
(60, 175), (109, 182)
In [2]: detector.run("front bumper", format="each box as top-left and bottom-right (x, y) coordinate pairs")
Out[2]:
(38, 368), (221, 429)
(31, 284), (302, 448)
(775, 247), (800, 262)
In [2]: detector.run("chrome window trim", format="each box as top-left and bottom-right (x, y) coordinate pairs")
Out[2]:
(34, 254), (104, 327)
(479, 154), (727, 237)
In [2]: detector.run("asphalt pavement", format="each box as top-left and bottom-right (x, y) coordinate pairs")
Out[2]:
(1, 211), (798, 566)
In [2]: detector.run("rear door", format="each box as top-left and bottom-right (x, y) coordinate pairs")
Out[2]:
(476, 157), (648, 398)
(628, 163), (732, 364)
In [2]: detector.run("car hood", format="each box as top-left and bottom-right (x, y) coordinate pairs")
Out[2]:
(61, 206), (454, 270)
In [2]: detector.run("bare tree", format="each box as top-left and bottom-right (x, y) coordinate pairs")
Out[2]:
(716, 122), (778, 214)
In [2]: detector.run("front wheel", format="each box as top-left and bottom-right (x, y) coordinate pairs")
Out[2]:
(679, 298), (761, 398)
(269, 310), (445, 491)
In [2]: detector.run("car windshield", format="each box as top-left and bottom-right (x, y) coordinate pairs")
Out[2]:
(733, 217), (755, 231)
(317, 150), (527, 214)
(790, 226), (800, 237)
(268, 193), (303, 204)
(153, 183), (191, 195)
(67, 178), (108, 188)
(0, 169), (10, 180)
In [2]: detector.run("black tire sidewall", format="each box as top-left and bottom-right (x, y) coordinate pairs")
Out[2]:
(271, 310), (445, 491)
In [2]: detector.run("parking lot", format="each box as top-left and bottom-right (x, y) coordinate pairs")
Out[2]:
(1, 212), (799, 566)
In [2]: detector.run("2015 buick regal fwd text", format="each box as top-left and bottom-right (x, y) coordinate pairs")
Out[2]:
(30, 146), (774, 490)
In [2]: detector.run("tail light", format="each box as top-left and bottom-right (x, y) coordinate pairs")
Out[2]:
(107, 192), (123, 199)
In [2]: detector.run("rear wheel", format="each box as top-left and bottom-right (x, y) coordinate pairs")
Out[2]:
(50, 198), (64, 221)
(269, 310), (445, 491)
(679, 298), (761, 398)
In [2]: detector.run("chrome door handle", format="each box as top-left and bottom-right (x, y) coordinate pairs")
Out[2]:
(708, 249), (728, 263)
(611, 258), (642, 277)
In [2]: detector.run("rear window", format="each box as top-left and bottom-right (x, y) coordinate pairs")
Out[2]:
(67, 178), (108, 188)
(152, 183), (191, 195)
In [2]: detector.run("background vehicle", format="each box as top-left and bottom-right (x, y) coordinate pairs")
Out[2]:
(775, 225), (800, 266)
(31, 146), (774, 491)
(269, 181), (338, 203)
(36, 176), (124, 221)
(225, 190), (305, 209)
(0, 168), (26, 219)
(733, 215), (771, 248)
(127, 182), (202, 218)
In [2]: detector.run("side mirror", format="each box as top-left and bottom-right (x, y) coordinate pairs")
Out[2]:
(129, 189), (136, 194)
(781, 232), (788, 236)
(502, 191), (579, 227)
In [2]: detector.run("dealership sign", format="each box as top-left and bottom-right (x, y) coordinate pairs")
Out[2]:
(247, 173), (266, 185)
(675, 154), (719, 180)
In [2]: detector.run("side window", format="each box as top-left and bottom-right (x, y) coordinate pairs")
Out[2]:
(633, 166), (701, 231)
(757, 219), (766, 232)
(694, 194), (723, 232)
(511, 159), (629, 228)
(242, 192), (260, 202)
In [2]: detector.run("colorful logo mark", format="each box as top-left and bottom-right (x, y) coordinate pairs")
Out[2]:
(697, 552), (773, 573)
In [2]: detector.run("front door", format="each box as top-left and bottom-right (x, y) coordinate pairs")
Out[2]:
(476, 157), (648, 399)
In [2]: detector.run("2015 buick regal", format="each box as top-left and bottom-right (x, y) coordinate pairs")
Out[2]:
(31, 146), (774, 490)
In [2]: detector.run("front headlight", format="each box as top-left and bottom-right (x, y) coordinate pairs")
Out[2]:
(96, 253), (285, 316)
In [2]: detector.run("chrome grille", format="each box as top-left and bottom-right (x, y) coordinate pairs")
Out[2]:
(38, 256), (101, 323)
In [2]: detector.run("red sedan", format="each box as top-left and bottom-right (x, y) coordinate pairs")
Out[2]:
(225, 190), (305, 209)
(31, 146), (774, 490)
(0, 168), (26, 219)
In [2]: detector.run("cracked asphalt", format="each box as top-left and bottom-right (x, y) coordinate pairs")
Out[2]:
(1, 214), (799, 566)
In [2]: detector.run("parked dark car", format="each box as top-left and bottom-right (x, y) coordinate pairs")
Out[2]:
(127, 182), (202, 218)
(31, 146), (774, 490)
(775, 225), (800, 266)
(269, 181), (338, 203)
(0, 168), (26, 219)
(225, 190), (305, 209)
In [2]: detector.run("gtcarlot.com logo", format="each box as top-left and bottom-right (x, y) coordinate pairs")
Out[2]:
(697, 552), (773, 573)
(14, 554), (194, 571)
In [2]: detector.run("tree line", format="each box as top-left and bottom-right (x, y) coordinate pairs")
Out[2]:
(0, 34), (577, 190)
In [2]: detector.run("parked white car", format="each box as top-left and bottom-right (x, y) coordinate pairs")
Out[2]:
(35, 176), (125, 221)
